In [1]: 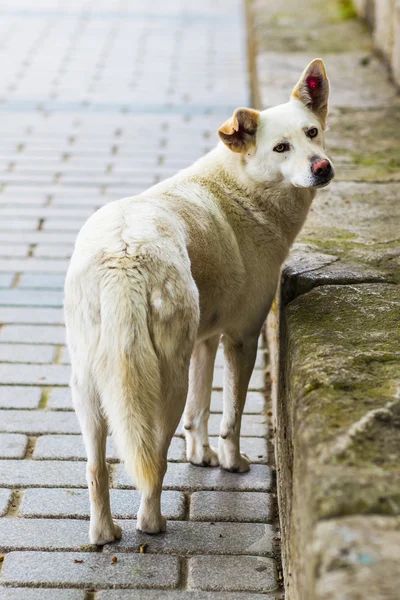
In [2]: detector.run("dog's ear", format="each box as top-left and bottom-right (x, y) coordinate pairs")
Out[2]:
(218, 108), (260, 153)
(291, 59), (329, 127)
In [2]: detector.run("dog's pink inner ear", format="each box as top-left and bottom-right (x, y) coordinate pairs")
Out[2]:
(292, 59), (329, 126)
(307, 76), (320, 91)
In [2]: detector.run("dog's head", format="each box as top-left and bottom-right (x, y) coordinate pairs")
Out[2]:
(218, 58), (334, 189)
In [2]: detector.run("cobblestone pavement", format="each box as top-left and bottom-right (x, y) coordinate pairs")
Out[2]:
(0, 0), (279, 598)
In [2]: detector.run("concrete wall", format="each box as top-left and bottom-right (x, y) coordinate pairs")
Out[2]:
(356, 0), (400, 85)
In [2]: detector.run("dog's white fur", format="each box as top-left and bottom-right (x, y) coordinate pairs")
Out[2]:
(64, 59), (334, 543)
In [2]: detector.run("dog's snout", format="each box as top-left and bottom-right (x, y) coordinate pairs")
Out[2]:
(311, 158), (331, 177)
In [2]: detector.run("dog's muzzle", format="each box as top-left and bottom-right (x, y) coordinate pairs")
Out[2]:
(311, 157), (334, 186)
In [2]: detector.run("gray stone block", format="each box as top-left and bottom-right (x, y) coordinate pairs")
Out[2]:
(0, 259), (69, 272)
(33, 434), (185, 462)
(98, 592), (272, 600)
(190, 492), (273, 523)
(0, 343), (55, 364)
(18, 274), (66, 289)
(0, 307), (65, 325)
(0, 363), (70, 385)
(105, 521), (273, 556)
(188, 556), (278, 593)
(0, 410), (80, 434)
(0, 386), (42, 409)
(213, 368), (264, 391)
(215, 348), (265, 369)
(0, 273), (13, 287)
(20, 488), (186, 520)
(0, 551), (180, 589)
(0, 517), (94, 551)
(210, 391), (265, 415)
(47, 386), (72, 410)
(0, 488), (12, 516)
(0, 325), (66, 344)
(115, 463), (271, 492)
(0, 290), (63, 307)
(0, 433), (28, 458)
(0, 590), (85, 600)
(0, 459), (86, 487)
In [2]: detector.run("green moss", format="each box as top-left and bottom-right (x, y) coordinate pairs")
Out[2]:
(337, 0), (357, 20)
(313, 468), (400, 518)
(80, 544), (100, 552)
(352, 151), (400, 173)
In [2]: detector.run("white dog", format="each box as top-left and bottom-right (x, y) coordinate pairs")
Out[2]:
(64, 59), (334, 544)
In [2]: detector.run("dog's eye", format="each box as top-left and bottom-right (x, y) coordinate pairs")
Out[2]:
(273, 143), (289, 153)
(307, 128), (318, 138)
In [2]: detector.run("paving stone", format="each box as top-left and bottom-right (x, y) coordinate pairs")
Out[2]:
(0, 488), (12, 516)
(210, 391), (265, 414)
(0, 410), (79, 434)
(0, 460), (86, 488)
(0, 307), (64, 325)
(0, 551), (180, 589)
(0, 343), (55, 363)
(208, 437), (268, 464)
(36, 244), (74, 258)
(0, 518), (94, 552)
(190, 492), (273, 523)
(0, 363), (70, 385)
(0, 259), (69, 272)
(103, 521), (274, 556)
(1, 517), (271, 557)
(20, 488), (186, 520)
(18, 273), (66, 289)
(0, 244), (29, 258)
(98, 592), (271, 600)
(33, 434), (185, 462)
(213, 368), (264, 391)
(0, 386), (42, 409)
(0, 433), (28, 459)
(0, 325), (66, 344)
(0, 590), (85, 600)
(0, 289), (63, 307)
(215, 348), (265, 369)
(188, 556), (277, 593)
(0, 273), (14, 287)
(47, 386), (72, 410)
(115, 463), (271, 492)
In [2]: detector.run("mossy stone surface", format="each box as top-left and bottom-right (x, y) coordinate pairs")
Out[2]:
(291, 181), (400, 283)
(252, 0), (372, 54)
(286, 284), (400, 519)
(328, 107), (400, 181)
(313, 516), (400, 600)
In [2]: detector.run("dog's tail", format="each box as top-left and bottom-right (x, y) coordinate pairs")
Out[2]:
(96, 268), (161, 494)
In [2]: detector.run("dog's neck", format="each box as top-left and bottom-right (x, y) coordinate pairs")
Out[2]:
(187, 145), (316, 248)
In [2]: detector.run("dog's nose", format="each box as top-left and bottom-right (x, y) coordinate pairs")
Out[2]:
(312, 158), (331, 177)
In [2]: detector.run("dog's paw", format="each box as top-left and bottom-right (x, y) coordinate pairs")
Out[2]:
(188, 444), (219, 468)
(89, 519), (122, 546)
(136, 513), (167, 535)
(219, 450), (251, 473)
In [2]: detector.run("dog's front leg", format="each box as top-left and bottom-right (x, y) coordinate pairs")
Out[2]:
(184, 335), (220, 467)
(218, 334), (259, 472)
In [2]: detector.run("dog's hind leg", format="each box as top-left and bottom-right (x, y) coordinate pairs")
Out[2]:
(218, 334), (259, 473)
(184, 335), (220, 467)
(71, 374), (121, 546)
(136, 352), (192, 534)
